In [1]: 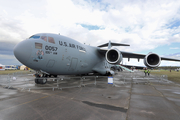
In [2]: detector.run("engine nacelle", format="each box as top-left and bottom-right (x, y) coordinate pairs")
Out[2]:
(144, 53), (161, 68)
(106, 48), (123, 64)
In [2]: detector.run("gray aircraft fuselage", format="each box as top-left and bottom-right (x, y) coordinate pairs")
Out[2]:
(14, 33), (111, 75)
(14, 33), (180, 79)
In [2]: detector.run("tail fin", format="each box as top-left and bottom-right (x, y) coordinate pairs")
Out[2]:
(98, 41), (130, 49)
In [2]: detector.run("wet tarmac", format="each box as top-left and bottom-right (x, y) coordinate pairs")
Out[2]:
(0, 71), (180, 120)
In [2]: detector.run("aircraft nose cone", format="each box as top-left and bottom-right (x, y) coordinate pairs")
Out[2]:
(14, 40), (32, 64)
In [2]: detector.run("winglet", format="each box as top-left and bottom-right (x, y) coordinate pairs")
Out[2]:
(98, 41), (130, 48)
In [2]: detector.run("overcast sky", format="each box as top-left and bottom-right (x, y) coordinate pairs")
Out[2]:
(0, 0), (180, 66)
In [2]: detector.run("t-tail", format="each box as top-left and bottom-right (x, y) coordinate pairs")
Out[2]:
(98, 41), (130, 49)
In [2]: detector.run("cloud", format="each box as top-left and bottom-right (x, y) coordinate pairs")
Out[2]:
(165, 52), (180, 57)
(170, 47), (180, 50)
(0, 43), (16, 56)
(0, 0), (180, 65)
(0, 54), (20, 65)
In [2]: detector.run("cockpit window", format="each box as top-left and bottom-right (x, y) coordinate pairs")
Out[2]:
(29, 35), (40, 39)
(35, 43), (42, 49)
(29, 35), (55, 44)
(48, 37), (55, 44)
(41, 36), (47, 42)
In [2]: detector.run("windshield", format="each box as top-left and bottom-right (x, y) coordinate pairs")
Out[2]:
(41, 36), (47, 42)
(29, 35), (40, 39)
(29, 34), (55, 44)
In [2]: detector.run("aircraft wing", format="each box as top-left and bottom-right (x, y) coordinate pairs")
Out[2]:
(98, 49), (180, 61)
(120, 51), (145, 59)
(98, 40), (180, 68)
(98, 49), (145, 58)
(160, 57), (180, 62)
(121, 51), (180, 62)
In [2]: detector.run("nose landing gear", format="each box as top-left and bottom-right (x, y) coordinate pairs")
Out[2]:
(34, 73), (47, 84)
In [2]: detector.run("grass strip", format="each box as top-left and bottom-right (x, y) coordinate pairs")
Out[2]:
(151, 70), (180, 84)
(0, 70), (32, 75)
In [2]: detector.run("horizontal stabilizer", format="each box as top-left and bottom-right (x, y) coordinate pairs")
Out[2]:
(98, 41), (130, 48)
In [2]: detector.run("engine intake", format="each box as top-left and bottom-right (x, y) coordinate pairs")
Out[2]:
(106, 48), (122, 64)
(144, 53), (161, 68)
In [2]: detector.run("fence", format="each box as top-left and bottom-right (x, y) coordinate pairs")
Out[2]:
(113, 71), (172, 86)
(0, 71), (173, 91)
(0, 72), (107, 91)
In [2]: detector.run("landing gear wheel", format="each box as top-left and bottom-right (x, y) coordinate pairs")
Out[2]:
(35, 78), (38, 84)
(35, 78), (47, 84)
(41, 78), (47, 84)
(105, 71), (111, 76)
(53, 75), (57, 77)
(35, 73), (47, 84)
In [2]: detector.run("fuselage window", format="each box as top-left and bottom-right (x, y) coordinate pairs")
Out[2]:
(35, 42), (42, 49)
(41, 36), (47, 42)
(29, 35), (40, 39)
(48, 37), (55, 44)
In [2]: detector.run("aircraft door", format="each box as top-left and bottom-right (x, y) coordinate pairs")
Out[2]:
(69, 58), (78, 71)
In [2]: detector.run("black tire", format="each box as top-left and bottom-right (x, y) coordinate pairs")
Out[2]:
(35, 78), (38, 84)
(53, 75), (57, 77)
(35, 78), (46, 84)
(40, 78), (47, 84)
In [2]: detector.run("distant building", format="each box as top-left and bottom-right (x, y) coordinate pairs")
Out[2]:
(0, 64), (5, 71)
(20, 65), (26, 70)
(5, 65), (17, 70)
(16, 65), (21, 70)
(20, 65), (30, 70)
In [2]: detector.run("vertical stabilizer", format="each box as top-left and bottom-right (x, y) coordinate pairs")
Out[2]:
(98, 42), (130, 48)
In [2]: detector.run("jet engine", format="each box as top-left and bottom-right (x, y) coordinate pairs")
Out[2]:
(106, 48), (123, 64)
(144, 53), (161, 68)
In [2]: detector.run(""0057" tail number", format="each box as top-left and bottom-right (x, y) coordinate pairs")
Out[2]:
(45, 45), (58, 51)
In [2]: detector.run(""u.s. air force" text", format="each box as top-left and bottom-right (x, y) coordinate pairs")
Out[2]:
(59, 41), (86, 51)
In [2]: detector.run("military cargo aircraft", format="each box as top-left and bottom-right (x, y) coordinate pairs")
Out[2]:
(14, 33), (180, 84)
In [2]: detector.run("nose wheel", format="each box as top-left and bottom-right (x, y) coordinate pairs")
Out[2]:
(34, 74), (47, 84)
(35, 78), (47, 84)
